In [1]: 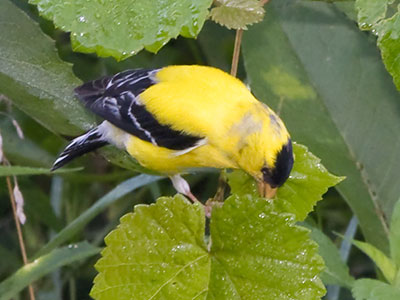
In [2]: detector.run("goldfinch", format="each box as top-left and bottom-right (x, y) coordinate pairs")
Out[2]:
(52, 65), (293, 200)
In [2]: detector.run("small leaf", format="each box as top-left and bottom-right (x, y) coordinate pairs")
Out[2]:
(390, 197), (400, 266)
(306, 225), (354, 288)
(355, 0), (392, 30)
(0, 241), (101, 300)
(209, 195), (326, 299)
(210, 0), (265, 30)
(352, 278), (400, 300)
(351, 239), (396, 284)
(228, 143), (344, 221)
(91, 195), (209, 299)
(0, 165), (82, 176)
(29, 0), (213, 60)
(376, 12), (400, 91)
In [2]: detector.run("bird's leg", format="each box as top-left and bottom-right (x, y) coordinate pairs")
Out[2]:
(170, 174), (200, 204)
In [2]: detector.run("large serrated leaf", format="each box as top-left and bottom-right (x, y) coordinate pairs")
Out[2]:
(209, 195), (325, 300)
(210, 0), (265, 30)
(29, 0), (213, 60)
(242, 0), (400, 253)
(91, 194), (326, 299)
(352, 278), (400, 300)
(91, 195), (209, 299)
(227, 143), (343, 221)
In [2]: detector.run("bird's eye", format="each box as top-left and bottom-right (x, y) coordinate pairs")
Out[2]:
(261, 167), (269, 175)
(261, 167), (271, 182)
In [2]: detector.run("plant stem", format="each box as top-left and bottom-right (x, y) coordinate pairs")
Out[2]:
(230, 29), (243, 77)
(6, 174), (35, 300)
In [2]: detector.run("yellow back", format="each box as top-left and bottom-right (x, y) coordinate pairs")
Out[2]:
(132, 65), (289, 176)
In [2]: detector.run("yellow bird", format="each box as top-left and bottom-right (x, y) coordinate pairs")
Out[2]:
(52, 65), (293, 200)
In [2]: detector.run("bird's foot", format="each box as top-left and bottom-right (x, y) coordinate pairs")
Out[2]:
(170, 174), (200, 204)
(204, 199), (223, 218)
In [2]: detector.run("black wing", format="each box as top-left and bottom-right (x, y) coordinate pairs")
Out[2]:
(74, 69), (203, 150)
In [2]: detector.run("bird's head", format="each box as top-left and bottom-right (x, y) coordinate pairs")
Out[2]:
(235, 104), (294, 198)
(257, 139), (293, 198)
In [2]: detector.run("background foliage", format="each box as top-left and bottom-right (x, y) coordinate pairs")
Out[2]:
(1, 0), (400, 299)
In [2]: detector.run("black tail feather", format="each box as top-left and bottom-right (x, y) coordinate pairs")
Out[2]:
(51, 127), (108, 171)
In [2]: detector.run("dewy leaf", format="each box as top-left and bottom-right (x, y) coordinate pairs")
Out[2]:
(91, 195), (209, 300)
(0, 0), (154, 172)
(0, 241), (100, 300)
(91, 194), (326, 300)
(275, 143), (344, 221)
(390, 197), (400, 266)
(243, 0), (400, 253)
(210, 0), (265, 30)
(355, 0), (392, 30)
(227, 143), (343, 221)
(29, 0), (213, 60)
(352, 278), (400, 300)
(351, 239), (396, 283)
(208, 195), (325, 299)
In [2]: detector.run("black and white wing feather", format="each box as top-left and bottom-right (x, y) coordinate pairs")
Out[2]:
(75, 69), (203, 150)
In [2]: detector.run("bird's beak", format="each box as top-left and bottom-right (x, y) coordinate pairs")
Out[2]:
(258, 181), (277, 199)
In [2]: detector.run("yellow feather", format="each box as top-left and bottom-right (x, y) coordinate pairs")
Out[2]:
(123, 65), (290, 179)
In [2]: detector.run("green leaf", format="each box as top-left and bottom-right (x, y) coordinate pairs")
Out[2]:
(275, 144), (344, 221)
(355, 0), (392, 30)
(306, 225), (354, 288)
(0, 241), (101, 300)
(376, 12), (400, 92)
(35, 174), (162, 257)
(354, 0), (400, 91)
(0, 165), (82, 176)
(0, 0), (151, 172)
(91, 195), (209, 299)
(208, 195), (325, 299)
(210, 0), (265, 30)
(243, 0), (400, 253)
(91, 194), (325, 299)
(351, 239), (396, 283)
(390, 198), (400, 266)
(352, 278), (400, 300)
(29, 0), (213, 60)
(0, 0), (94, 136)
(228, 143), (343, 221)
